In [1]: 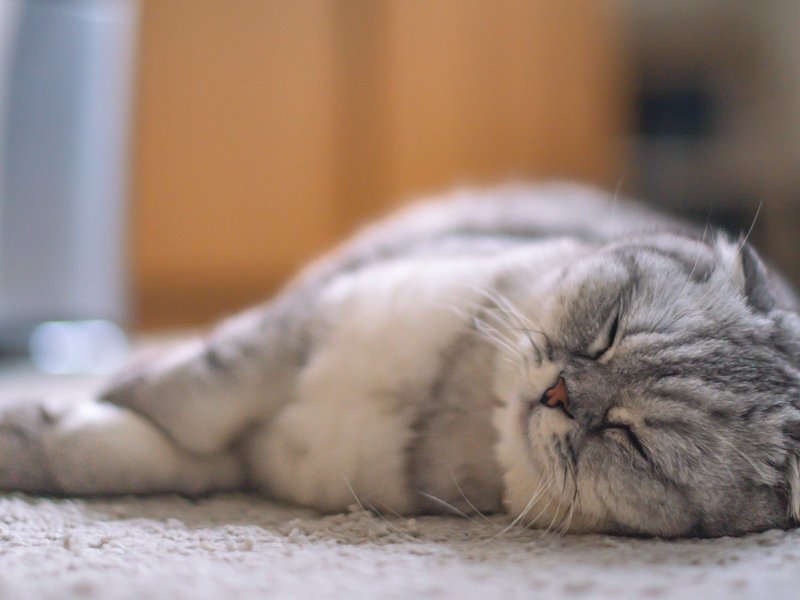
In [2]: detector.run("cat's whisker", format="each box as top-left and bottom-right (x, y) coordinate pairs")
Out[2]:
(466, 288), (553, 367)
(376, 502), (410, 523)
(459, 287), (542, 347)
(559, 462), (581, 536)
(471, 315), (532, 371)
(541, 466), (569, 537)
(449, 472), (500, 526)
(528, 441), (581, 538)
(559, 487), (579, 536)
(558, 449), (581, 536)
(738, 200), (763, 250)
(477, 287), (550, 350)
(490, 475), (553, 539)
(467, 285), (538, 336)
(494, 292), (552, 353)
(450, 306), (524, 366)
(445, 303), (474, 324)
(481, 289), (533, 329)
(343, 476), (419, 543)
(471, 309), (515, 342)
(444, 298), (525, 353)
(416, 491), (487, 528)
(526, 492), (561, 538)
(472, 316), (523, 361)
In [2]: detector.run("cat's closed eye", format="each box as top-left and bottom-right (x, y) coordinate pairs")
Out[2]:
(578, 309), (620, 361)
(600, 421), (648, 461)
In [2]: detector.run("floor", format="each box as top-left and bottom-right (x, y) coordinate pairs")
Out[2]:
(0, 353), (798, 599)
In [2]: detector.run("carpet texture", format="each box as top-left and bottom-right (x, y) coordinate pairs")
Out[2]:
(0, 357), (798, 599)
(1, 493), (800, 599)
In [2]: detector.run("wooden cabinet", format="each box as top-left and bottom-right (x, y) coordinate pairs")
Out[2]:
(132, 0), (628, 329)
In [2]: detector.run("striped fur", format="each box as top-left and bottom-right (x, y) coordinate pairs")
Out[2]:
(1, 182), (799, 537)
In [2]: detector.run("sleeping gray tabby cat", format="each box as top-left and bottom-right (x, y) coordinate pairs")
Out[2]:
(3, 182), (800, 538)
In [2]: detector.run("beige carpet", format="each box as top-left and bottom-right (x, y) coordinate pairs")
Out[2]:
(0, 358), (799, 599)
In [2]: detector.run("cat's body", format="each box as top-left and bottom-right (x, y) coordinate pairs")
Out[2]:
(4, 183), (800, 537)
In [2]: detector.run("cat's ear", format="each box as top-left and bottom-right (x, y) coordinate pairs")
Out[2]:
(715, 233), (775, 313)
(739, 241), (777, 313)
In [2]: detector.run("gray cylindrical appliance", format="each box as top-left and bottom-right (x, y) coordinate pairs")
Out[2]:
(0, 0), (138, 361)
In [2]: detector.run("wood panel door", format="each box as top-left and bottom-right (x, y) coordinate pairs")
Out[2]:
(132, 0), (628, 329)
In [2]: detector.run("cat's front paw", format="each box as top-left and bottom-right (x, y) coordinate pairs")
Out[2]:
(97, 342), (194, 413)
(96, 348), (161, 410)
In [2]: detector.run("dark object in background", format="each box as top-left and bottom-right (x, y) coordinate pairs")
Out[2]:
(631, 76), (761, 237)
(622, 2), (800, 283)
(637, 81), (714, 139)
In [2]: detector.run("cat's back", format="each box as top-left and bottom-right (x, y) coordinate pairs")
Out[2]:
(291, 182), (690, 291)
(376, 182), (682, 241)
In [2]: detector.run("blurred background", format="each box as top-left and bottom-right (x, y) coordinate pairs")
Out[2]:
(0, 0), (798, 370)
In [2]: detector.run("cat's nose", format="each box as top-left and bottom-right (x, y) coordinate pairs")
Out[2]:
(540, 376), (572, 418)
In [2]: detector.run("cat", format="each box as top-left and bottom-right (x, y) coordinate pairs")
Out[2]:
(2, 182), (800, 538)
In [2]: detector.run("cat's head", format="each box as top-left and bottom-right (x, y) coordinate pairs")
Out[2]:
(496, 231), (800, 537)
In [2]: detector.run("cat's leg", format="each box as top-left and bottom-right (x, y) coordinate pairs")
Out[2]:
(100, 300), (309, 455)
(0, 398), (242, 495)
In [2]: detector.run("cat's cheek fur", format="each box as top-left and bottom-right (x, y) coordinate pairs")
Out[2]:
(492, 349), (606, 532)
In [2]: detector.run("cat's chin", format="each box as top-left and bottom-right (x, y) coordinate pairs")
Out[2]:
(500, 476), (613, 535)
(494, 409), (619, 535)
